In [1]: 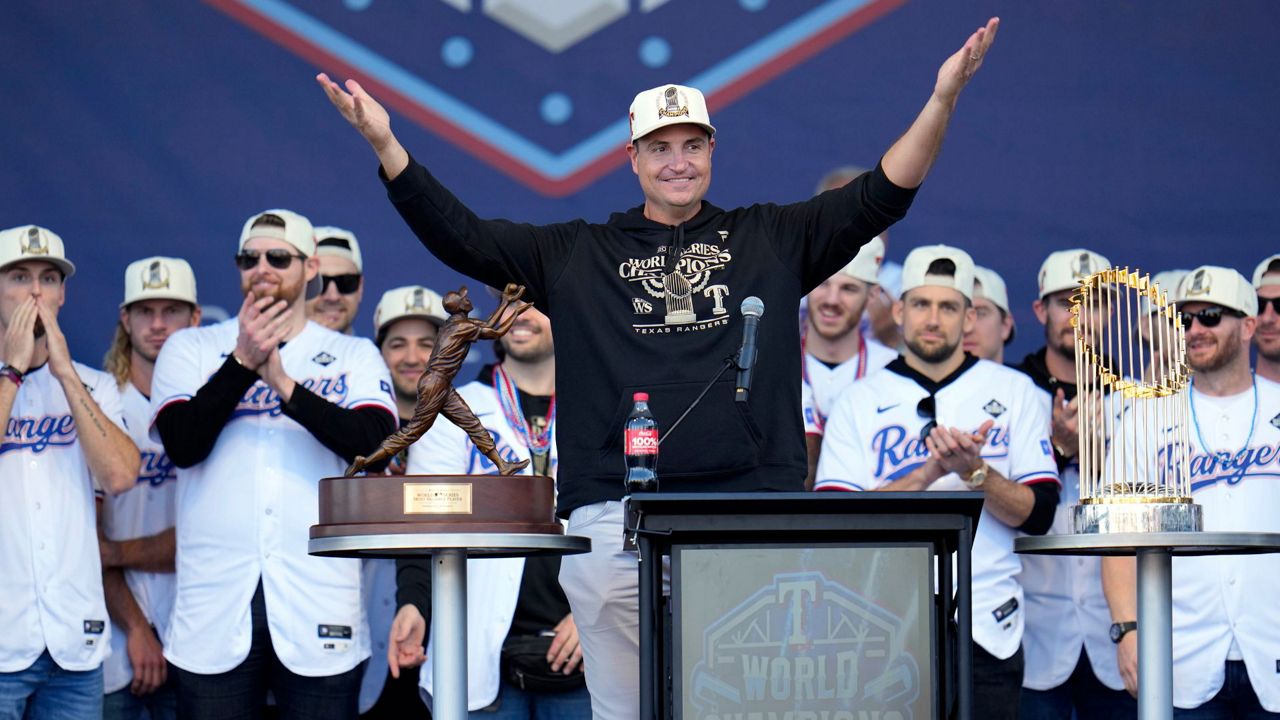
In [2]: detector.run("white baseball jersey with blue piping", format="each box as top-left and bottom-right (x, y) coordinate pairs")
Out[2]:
(801, 339), (896, 436)
(148, 318), (396, 676)
(100, 382), (179, 693)
(0, 362), (125, 672)
(406, 378), (558, 711)
(1116, 376), (1280, 710)
(815, 359), (1059, 659)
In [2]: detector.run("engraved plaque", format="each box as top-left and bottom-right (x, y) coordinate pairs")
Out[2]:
(403, 483), (473, 515)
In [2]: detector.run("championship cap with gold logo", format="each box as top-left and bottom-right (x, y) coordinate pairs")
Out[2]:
(373, 285), (449, 337)
(0, 225), (76, 277)
(121, 256), (198, 308)
(1037, 248), (1111, 298)
(628, 84), (716, 142)
(1175, 265), (1257, 317)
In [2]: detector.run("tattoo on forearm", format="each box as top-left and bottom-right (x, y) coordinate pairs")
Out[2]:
(77, 395), (110, 439)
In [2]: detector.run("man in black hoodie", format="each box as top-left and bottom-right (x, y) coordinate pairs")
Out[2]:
(318, 18), (1000, 718)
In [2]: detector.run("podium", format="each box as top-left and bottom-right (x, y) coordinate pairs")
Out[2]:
(308, 475), (590, 720)
(626, 491), (984, 720)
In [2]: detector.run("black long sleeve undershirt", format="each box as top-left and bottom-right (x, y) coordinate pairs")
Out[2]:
(1016, 482), (1061, 536)
(156, 356), (397, 471)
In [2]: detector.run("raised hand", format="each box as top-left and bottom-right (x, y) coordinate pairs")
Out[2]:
(3, 296), (39, 373)
(233, 293), (290, 371)
(935, 17), (999, 105)
(36, 303), (75, 382)
(316, 73), (394, 149)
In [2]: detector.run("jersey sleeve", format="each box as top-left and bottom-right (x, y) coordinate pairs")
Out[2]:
(814, 387), (871, 491)
(1007, 380), (1060, 487)
(405, 414), (470, 476)
(147, 327), (202, 443)
(85, 369), (126, 433)
(342, 339), (397, 417)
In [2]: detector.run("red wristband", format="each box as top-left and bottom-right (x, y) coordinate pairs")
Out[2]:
(0, 365), (24, 388)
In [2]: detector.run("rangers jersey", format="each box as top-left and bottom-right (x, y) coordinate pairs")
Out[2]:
(149, 318), (395, 676)
(801, 334), (896, 435)
(0, 362), (125, 672)
(100, 382), (179, 693)
(815, 357), (1059, 659)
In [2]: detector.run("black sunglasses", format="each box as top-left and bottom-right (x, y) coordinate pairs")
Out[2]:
(320, 273), (362, 295)
(917, 395), (937, 444)
(1179, 306), (1244, 330)
(235, 249), (306, 271)
(1258, 295), (1280, 315)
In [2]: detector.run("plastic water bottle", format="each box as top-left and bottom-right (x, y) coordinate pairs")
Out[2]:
(624, 392), (659, 493)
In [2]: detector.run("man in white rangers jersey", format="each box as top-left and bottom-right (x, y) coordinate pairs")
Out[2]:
(0, 225), (140, 720)
(97, 257), (202, 720)
(801, 235), (896, 485)
(1012, 249), (1135, 719)
(1103, 266), (1280, 716)
(386, 301), (589, 716)
(306, 226), (364, 335)
(816, 244), (1060, 720)
(148, 209), (397, 720)
(358, 284), (448, 718)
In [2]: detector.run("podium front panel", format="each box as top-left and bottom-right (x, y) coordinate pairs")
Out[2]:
(672, 542), (936, 720)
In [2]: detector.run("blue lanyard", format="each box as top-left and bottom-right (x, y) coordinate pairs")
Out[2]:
(1189, 375), (1257, 463)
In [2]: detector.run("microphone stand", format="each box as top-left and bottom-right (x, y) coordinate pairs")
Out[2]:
(658, 352), (741, 446)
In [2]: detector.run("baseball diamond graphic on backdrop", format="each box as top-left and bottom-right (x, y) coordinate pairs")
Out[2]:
(689, 571), (921, 719)
(206, 0), (906, 196)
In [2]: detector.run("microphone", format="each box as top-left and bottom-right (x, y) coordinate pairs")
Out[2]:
(735, 297), (765, 403)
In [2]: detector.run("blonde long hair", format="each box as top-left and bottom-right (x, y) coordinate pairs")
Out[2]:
(102, 322), (131, 388)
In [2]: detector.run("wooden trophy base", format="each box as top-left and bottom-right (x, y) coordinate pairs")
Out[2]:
(311, 474), (562, 540)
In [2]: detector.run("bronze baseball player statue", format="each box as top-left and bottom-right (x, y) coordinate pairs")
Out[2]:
(345, 283), (533, 476)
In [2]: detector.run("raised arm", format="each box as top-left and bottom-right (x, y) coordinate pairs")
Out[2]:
(317, 74), (409, 181)
(880, 17), (1000, 189)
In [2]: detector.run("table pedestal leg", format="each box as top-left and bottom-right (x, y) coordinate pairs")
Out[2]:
(1136, 548), (1173, 720)
(432, 549), (468, 720)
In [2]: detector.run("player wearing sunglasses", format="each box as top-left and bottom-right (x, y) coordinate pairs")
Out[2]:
(1252, 254), (1280, 384)
(816, 245), (1059, 720)
(306, 227), (364, 335)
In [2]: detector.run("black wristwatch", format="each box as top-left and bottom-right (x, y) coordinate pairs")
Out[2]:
(1109, 621), (1137, 644)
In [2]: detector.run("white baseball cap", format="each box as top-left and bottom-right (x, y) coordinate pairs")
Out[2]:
(373, 285), (449, 337)
(121, 257), (198, 308)
(1138, 269), (1189, 315)
(1252, 253), (1280, 289)
(0, 225), (76, 277)
(900, 245), (975, 301)
(1037, 249), (1111, 298)
(1176, 265), (1257, 317)
(314, 226), (362, 272)
(238, 209), (315, 257)
(836, 236), (885, 284)
(628, 84), (716, 142)
(972, 265), (1011, 314)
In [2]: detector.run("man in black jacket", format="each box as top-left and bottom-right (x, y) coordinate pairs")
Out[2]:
(318, 18), (1000, 718)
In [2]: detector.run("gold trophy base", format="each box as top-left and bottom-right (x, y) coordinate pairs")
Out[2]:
(1072, 500), (1203, 534)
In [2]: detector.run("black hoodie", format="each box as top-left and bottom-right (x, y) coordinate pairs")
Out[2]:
(384, 157), (916, 515)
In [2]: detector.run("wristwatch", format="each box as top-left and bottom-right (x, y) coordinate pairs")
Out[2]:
(964, 461), (988, 488)
(1110, 621), (1137, 644)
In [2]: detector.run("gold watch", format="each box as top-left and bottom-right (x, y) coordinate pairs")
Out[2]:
(965, 461), (988, 489)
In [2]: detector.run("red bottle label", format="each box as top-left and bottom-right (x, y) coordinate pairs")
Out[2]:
(625, 427), (659, 455)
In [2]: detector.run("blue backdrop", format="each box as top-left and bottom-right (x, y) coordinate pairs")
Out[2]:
(3, 0), (1278, 363)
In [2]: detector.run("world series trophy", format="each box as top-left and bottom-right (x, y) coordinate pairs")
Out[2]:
(1070, 266), (1201, 534)
(308, 284), (589, 720)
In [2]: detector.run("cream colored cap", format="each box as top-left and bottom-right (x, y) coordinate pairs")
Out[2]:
(0, 225), (75, 277)
(373, 285), (448, 335)
(837, 236), (885, 284)
(1037, 248), (1110, 298)
(1252, 253), (1280, 289)
(1176, 265), (1257, 317)
(314, 226), (362, 272)
(121, 256), (198, 308)
(628, 84), (715, 142)
(238, 209), (315, 257)
(972, 265), (1010, 314)
(900, 245), (975, 300)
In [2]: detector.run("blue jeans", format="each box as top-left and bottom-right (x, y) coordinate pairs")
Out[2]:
(1019, 648), (1136, 720)
(467, 679), (591, 720)
(1175, 661), (1279, 719)
(103, 673), (177, 720)
(174, 580), (361, 720)
(0, 650), (103, 720)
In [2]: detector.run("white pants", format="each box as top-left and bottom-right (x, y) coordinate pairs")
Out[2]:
(559, 501), (669, 720)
